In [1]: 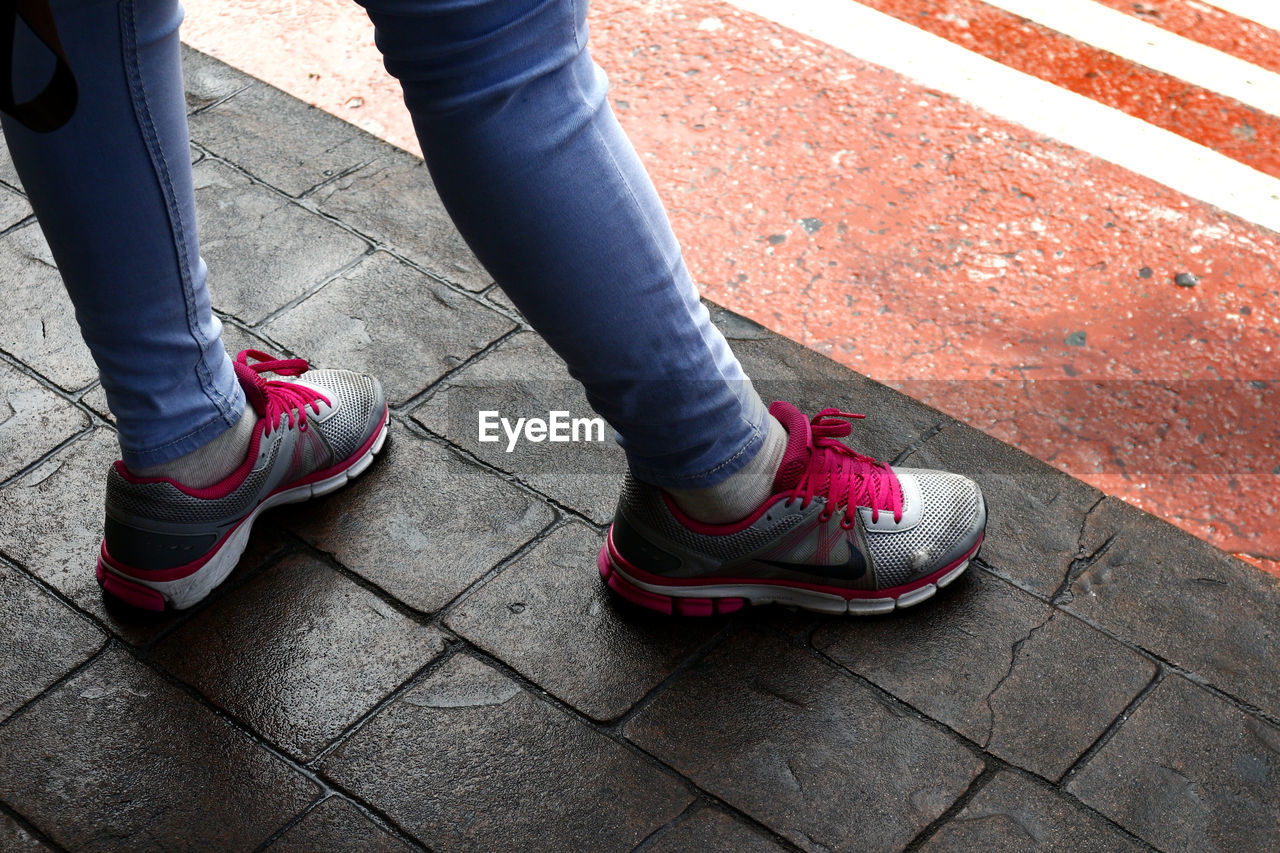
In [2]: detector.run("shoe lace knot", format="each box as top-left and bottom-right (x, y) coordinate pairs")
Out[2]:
(787, 409), (904, 526)
(234, 349), (331, 436)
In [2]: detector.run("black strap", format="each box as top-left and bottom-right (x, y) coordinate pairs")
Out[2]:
(1, 0), (78, 132)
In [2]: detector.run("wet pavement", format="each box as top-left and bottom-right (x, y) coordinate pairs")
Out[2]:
(180, 0), (1280, 574)
(0, 47), (1278, 852)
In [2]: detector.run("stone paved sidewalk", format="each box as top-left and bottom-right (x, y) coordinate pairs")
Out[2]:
(0, 48), (1277, 852)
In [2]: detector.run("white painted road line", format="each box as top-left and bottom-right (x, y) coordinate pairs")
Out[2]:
(723, 0), (1280, 233)
(983, 0), (1280, 118)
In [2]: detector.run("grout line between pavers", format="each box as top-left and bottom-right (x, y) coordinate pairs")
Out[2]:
(0, 213), (35, 239)
(276, 504), (795, 850)
(0, 798), (71, 853)
(306, 642), (464, 770)
(608, 616), (744, 731)
(445, 639), (806, 850)
(405, 417), (609, 531)
(250, 791), (434, 853)
(138, 539), (299, 654)
(0, 424), (94, 493)
(428, 515), (567, 624)
(183, 80), (253, 117)
(325, 792), (436, 853)
(795, 620), (1161, 850)
(295, 156), (383, 201)
(99, 632), (435, 849)
(249, 792), (329, 853)
(901, 764), (998, 851)
(1059, 665), (1165, 789)
(230, 246), (376, 332)
(391, 327), (523, 416)
(0, 643), (109, 735)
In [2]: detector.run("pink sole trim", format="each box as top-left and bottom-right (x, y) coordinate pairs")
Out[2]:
(95, 561), (166, 612)
(598, 547), (745, 616)
(98, 406), (389, 608)
(599, 526), (983, 616)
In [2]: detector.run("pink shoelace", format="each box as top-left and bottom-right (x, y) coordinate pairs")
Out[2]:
(233, 349), (331, 436)
(783, 409), (905, 526)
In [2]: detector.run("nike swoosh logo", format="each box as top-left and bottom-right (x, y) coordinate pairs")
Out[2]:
(756, 547), (867, 580)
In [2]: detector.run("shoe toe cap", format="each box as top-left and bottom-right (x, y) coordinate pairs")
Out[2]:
(865, 468), (985, 587)
(298, 368), (387, 460)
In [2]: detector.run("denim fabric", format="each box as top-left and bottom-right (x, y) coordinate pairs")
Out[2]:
(4, 0), (767, 487)
(4, 0), (243, 468)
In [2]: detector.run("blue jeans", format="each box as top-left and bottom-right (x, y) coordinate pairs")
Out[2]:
(3, 0), (766, 487)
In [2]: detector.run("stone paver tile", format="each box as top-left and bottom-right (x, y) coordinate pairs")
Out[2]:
(626, 630), (985, 852)
(0, 149), (17, 191)
(919, 770), (1143, 852)
(286, 421), (551, 613)
(814, 570), (1155, 780)
(0, 427), (288, 645)
(446, 522), (721, 721)
(189, 82), (386, 197)
(79, 384), (110, 423)
(268, 797), (414, 853)
(1068, 674), (1280, 851)
(154, 552), (446, 761)
(901, 421), (1103, 597)
(264, 252), (513, 404)
(722, 320), (947, 464)
(79, 321), (279, 424)
(0, 358), (87, 482)
(647, 808), (785, 853)
(0, 184), (30, 230)
(0, 647), (318, 851)
(323, 653), (692, 851)
(0, 811), (53, 852)
(195, 160), (367, 324)
(0, 226), (97, 391)
(311, 148), (490, 291)
(181, 44), (252, 112)
(0, 562), (104, 722)
(482, 284), (523, 320)
(1067, 495), (1280, 722)
(413, 332), (626, 524)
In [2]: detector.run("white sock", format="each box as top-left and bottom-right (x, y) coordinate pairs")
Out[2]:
(667, 413), (787, 524)
(131, 408), (256, 488)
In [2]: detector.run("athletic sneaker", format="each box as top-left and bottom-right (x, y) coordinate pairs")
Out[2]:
(599, 401), (985, 615)
(96, 350), (388, 611)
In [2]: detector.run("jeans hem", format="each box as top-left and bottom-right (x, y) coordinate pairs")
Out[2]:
(119, 393), (248, 470)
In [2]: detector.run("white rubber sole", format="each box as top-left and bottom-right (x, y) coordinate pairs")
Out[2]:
(614, 556), (971, 616)
(106, 419), (388, 611)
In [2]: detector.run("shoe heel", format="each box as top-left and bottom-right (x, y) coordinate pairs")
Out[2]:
(96, 561), (167, 611)
(597, 543), (744, 616)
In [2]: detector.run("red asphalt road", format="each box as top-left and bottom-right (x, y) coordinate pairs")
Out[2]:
(182, 0), (1279, 573)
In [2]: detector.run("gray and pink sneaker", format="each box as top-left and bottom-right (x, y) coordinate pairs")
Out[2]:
(599, 401), (985, 615)
(96, 350), (388, 611)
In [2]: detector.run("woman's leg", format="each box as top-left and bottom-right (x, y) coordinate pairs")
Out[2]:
(3, 0), (244, 470)
(5, 0), (388, 611)
(358, 0), (987, 616)
(356, 0), (773, 492)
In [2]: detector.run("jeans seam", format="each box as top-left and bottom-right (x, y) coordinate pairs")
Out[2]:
(119, 0), (235, 423)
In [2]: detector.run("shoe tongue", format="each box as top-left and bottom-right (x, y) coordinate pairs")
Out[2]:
(233, 359), (270, 417)
(768, 401), (814, 493)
